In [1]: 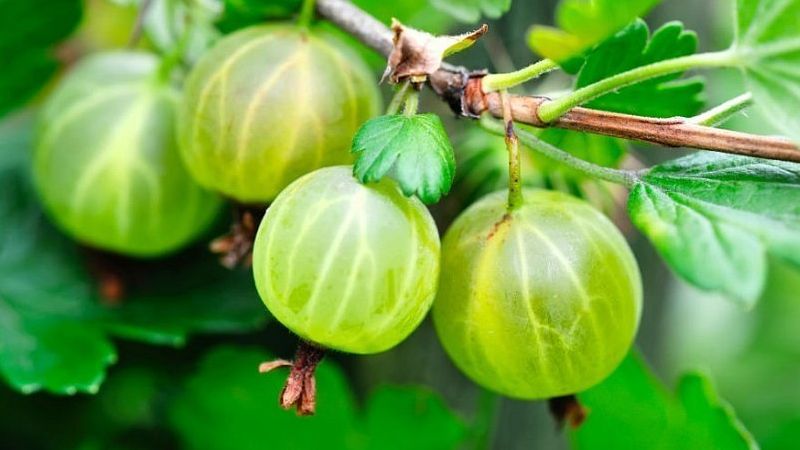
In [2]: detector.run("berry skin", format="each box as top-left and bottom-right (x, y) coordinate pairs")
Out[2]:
(433, 190), (642, 399)
(180, 25), (382, 203)
(252, 166), (440, 354)
(34, 52), (221, 257)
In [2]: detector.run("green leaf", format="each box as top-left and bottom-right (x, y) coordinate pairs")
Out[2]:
(628, 152), (800, 307)
(352, 114), (456, 204)
(99, 250), (266, 346)
(0, 120), (112, 394)
(572, 352), (758, 450)
(665, 258), (800, 449)
(217, 0), (302, 30)
(144, 0), (222, 64)
(527, 0), (661, 62)
(170, 347), (467, 450)
(0, 118), (265, 395)
(732, 0), (800, 143)
(0, 0), (82, 118)
(352, 0), (456, 34)
(430, 0), (511, 23)
(573, 20), (705, 117)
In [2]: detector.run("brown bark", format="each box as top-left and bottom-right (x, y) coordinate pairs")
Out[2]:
(317, 0), (800, 164)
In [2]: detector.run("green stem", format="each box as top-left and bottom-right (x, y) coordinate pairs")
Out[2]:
(481, 59), (559, 92)
(470, 389), (501, 450)
(480, 116), (640, 187)
(403, 91), (419, 117)
(537, 50), (740, 123)
(500, 90), (524, 210)
(152, 12), (193, 83)
(386, 81), (411, 115)
(298, 0), (317, 28)
(690, 92), (754, 127)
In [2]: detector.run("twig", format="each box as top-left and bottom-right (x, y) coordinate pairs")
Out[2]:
(317, 0), (393, 55)
(315, 0), (800, 164)
(475, 92), (800, 163)
(127, 0), (154, 49)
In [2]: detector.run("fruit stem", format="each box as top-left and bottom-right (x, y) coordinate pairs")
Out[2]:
(480, 115), (640, 187)
(298, 0), (318, 29)
(127, 0), (154, 49)
(403, 90), (420, 117)
(386, 81), (412, 115)
(500, 90), (523, 211)
(259, 341), (326, 416)
(470, 389), (501, 450)
(548, 394), (588, 429)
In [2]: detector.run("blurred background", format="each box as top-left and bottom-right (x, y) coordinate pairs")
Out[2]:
(0, 0), (797, 449)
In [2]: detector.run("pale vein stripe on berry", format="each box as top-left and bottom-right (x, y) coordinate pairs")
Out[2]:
(189, 33), (279, 162)
(234, 47), (308, 194)
(69, 97), (155, 245)
(38, 85), (135, 163)
(301, 193), (361, 327)
(314, 37), (359, 134)
(520, 222), (606, 359)
(373, 195), (423, 340)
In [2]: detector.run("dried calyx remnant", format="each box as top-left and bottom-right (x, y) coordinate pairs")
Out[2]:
(382, 19), (486, 86)
(259, 341), (326, 416)
(548, 394), (589, 429)
(209, 205), (266, 269)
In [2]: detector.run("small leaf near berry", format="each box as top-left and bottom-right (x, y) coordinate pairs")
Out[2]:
(352, 114), (456, 204)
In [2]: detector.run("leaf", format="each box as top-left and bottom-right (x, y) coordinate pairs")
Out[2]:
(732, 0), (800, 143)
(628, 152), (800, 307)
(430, 0), (511, 23)
(123, 0), (222, 64)
(352, 114), (456, 204)
(99, 249), (267, 346)
(363, 387), (467, 450)
(222, 0), (301, 19)
(0, 0), (82, 118)
(0, 119), (265, 395)
(572, 352), (758, 450)
(527, 0), (661, 63)
(665, 258), (800, 449)
(352, 0), (456, 35)
(573, 20), (705, 118)
(170, 347), (467, 450)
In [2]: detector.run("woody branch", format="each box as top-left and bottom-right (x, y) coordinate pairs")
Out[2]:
(316, 0), (800, 164)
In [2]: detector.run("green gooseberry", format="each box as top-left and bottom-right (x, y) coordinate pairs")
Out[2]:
(34, 51), (222, 257)
(252, 166), (440, 354)
(180, 25), (382, 202)
(433, 189), (642, 399)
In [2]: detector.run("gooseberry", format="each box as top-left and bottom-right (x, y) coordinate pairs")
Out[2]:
(433, 190), (642, 399)
(252, 166), (440, 354)
(180, 25), (382, 202)
(34, 51), (222, 257)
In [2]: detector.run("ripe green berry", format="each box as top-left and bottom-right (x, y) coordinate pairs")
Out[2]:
(433, 190), (642, 399)
(34, 52), (221, 257)
(180, 25), (382, 202)
(252, 166), (440, 354)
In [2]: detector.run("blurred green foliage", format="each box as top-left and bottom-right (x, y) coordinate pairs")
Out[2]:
(573, 352), (756, 449)
(1, 0), (799, 449)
